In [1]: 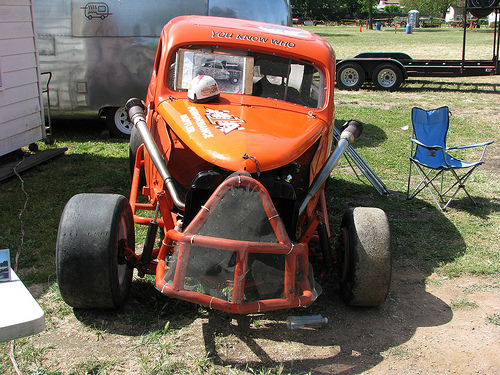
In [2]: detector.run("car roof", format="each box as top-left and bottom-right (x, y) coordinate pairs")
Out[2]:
(160, 15), (335, 68)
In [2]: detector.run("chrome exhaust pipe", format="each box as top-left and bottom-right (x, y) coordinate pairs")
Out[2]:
(298, 119), (363, 217)
(126, 98), (185, 210)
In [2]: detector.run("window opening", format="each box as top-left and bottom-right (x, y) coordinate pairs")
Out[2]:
(171, 47), (324, 108)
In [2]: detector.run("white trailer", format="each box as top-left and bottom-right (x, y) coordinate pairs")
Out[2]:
(0, 0), (46, 157)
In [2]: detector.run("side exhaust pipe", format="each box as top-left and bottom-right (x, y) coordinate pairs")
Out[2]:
(333, 127), (389, 195)
(298, 119), (363, 217)
(126, 98), (186, 210)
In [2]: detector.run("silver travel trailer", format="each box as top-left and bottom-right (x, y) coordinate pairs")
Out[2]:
(33, 0), (292, 137)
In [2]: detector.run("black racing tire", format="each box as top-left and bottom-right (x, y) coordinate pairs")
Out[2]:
(336, 63), (365, 90)
(56, 194), (135, 309)
(338, 207), (392, 307)
(106, 107), (133, 138)
(372, 63), (403, 91)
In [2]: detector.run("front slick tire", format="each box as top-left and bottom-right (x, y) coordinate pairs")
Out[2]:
(339, 207), (391, 307)
(56, 194), (135, 309)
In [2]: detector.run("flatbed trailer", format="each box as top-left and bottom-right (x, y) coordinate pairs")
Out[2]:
(336, 4), (500, 91)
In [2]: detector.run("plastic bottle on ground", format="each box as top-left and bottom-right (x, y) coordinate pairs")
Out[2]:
(286, 315), (328, 330)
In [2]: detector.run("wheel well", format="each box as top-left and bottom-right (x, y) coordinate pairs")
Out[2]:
(98, 106), (119, 120)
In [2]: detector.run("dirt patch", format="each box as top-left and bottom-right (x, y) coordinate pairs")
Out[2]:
(479, 142), (500, 175)
(6, 268), (499, 374)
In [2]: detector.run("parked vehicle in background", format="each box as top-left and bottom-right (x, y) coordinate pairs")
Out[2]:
(335, 1), (499, 91)
(33, 0), (291, 137)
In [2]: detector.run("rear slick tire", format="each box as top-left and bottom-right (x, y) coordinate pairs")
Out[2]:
(56, 194), (135, 309)
(338, 207), (392, 307)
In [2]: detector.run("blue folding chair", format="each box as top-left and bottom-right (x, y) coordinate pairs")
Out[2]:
(407, 106), (493, 211)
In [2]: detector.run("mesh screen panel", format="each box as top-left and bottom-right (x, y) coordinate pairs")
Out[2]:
(164, 184), (287, 302)
(197, 185), (278, 241)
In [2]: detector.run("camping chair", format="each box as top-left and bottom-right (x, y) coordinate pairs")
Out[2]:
(407, 106), (493, 211)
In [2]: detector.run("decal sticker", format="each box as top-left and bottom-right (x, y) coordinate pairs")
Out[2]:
(205, 108), (245, 135)
(187, 107), (214, 139)
(211, 29), (296, 49)
(81, 2), (112, 20)
(180, 114), (196, 134)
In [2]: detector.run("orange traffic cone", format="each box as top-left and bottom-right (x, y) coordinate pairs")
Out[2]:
(470, 22), (473, 30)
(359, 24), (362, 32)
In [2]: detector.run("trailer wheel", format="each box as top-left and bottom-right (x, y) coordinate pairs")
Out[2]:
(337, 207), (391, 307)
(372, 63), (402, 91)
(56, 194), (135, 309)
(106, 107), (133, 138)
(336, 63), (365, 90)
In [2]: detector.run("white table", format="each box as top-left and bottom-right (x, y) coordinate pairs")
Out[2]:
(0, 270), (45, 342)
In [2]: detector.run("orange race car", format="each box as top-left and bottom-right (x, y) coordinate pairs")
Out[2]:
(56, 16), (391, 315)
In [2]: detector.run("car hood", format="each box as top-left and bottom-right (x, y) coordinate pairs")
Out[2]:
(157, 99), (327, 173)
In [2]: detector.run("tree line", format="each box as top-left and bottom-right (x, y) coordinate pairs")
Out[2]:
(291, 0), (458, 22)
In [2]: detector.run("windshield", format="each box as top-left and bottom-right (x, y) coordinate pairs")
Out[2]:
(170, 48), (325, 108)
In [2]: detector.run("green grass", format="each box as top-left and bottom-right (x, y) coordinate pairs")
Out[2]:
(300, 24), (497, 60)
(449, 298), (479, 310)
(0, 25), (499, 375)
(485, 313), (500, 326)
(382, 345), (412, 360)
(68, 356), (115, 375)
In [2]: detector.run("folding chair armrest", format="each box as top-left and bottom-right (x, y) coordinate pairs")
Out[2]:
(410, 138), (444, 150)
(447, 140), (494, 151)
(447, 140), (493, 162)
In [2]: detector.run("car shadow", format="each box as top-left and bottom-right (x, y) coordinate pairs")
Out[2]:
(200, 266), (452, 374)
